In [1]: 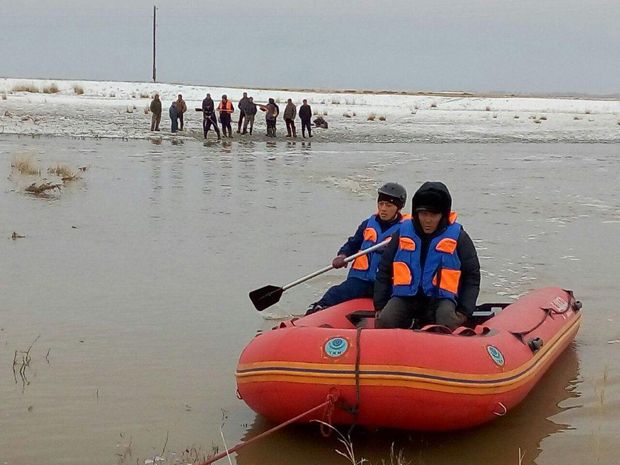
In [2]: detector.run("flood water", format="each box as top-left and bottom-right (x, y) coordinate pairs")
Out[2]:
(1, 136), (618, 465)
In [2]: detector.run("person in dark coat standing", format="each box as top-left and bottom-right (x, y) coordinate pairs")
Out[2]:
(298, 99), (312, 138)
(306, 183), (409, 315)
(150, 94), (162, 131)
(374, 181), (481, 330)
(242, 97), (257, 135)
(169, 101), (179, 133)
(283, 98), (297, 138)
(237, 92), (249, 133)
(202, 93), (221, 140)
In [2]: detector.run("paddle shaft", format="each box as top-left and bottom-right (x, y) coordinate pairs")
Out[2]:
(281, 238), (391, 291)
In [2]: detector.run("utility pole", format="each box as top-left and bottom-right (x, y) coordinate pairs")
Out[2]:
(152, 5), (157, 83)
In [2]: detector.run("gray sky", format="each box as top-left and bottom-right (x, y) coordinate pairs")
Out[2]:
(2, 0), (619, 95)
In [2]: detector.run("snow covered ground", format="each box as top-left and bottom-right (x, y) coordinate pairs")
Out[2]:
(1, 77), (619, 142)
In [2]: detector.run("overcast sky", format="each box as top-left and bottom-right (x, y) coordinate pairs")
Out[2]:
(2, 0), (619, 95)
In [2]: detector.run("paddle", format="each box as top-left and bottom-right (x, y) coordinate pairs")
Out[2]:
(249, 239), (391, 311)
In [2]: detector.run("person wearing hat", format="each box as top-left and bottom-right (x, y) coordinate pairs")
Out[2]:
(373, 181), (480, 330)
(306, 183), (409, 315)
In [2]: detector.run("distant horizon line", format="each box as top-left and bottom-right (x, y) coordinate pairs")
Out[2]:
(2, 75), (619, 102)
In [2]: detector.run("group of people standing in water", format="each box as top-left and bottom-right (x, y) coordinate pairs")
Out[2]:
(149, 92), (314, 140)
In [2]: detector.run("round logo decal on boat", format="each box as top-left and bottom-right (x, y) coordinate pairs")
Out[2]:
(487, 345), (505, 367)
(324, 337), (349, 358)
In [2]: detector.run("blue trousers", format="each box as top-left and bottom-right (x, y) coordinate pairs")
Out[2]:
(316, 277), (374, 308)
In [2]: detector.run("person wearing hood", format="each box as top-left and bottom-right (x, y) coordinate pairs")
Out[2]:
(306, 183), (409, 315)
(374, 181), (480, 330)
(169, 101), (179, 133)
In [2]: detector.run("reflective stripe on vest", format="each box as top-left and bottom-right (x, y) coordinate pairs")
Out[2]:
(392, 217), (462, 302)
(348, 214), (404, 282)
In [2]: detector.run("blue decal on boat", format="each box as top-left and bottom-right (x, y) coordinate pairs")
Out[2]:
(325, 337), (349, 358)
(487, 345), (505, 366)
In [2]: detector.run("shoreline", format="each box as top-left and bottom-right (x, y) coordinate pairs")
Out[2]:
(3, 75), (620, 101)
(2, 77), (619, 143)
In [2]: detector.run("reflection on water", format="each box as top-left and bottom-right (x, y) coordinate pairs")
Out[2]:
(1, 136), (618, 464)
(235, 345), (581, 465)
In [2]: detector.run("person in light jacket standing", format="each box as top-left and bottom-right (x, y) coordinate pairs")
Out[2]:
(283, 98), (297, 138)
(176, 94), (187, 130)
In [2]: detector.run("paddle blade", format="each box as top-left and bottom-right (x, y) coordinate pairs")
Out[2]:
(249, 285), (284, 311)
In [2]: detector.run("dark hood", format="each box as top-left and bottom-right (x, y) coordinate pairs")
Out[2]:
(411, 181), (452, 218)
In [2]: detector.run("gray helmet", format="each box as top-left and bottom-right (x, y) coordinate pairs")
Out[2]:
(377, 182), (407, 208)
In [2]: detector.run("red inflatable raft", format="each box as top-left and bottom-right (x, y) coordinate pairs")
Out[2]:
(236, 287), (581, 431)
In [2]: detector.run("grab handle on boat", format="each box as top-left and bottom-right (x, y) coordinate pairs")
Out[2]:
(249, 239), (391, 311)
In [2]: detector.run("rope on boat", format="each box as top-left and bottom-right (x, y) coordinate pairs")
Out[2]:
(510, 290), (580, 345)
(199, 392), (339, 465)
(330, 326), (363, 437)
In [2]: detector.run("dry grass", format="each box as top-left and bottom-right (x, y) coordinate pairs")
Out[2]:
(48, 164), (80, 181)
(11, 155), (41, 175)
(42, 83), (60, 94)
(13, 84), (39, 93)
(73, 84), (84, 95)
(25, 180), (62, 195)
(313, 421), (410, 465)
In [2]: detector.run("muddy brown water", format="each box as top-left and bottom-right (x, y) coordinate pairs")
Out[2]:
(1, 136), (618, 465)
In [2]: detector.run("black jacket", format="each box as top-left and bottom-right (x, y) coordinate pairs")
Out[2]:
(202, 97), (215, 115)
(298, 104), (312, 121)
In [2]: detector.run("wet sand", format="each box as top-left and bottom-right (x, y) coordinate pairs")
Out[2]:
(1, 136), (618, 464)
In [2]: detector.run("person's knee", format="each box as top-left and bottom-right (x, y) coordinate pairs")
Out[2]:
(376, 310), (399, 329)
(435, 301), (467, 329)
(376, 298), (410, 329)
